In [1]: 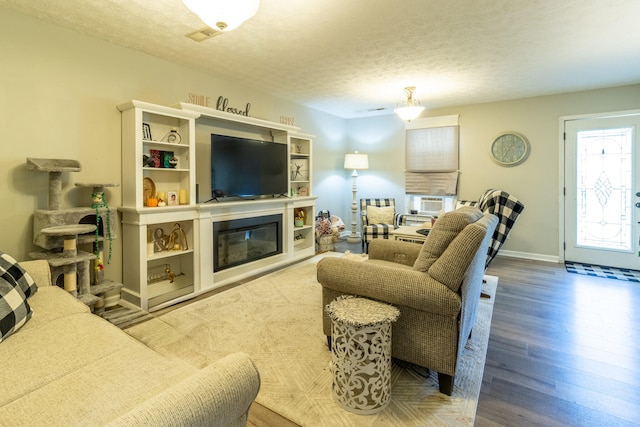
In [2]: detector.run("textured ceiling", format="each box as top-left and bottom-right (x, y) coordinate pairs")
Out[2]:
(3, 0), (640, 118)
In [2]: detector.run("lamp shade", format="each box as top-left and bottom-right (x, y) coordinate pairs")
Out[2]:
(394, 86), (425, 122)
(394, 105), (425, 121)
(344, 153), (369, 170)
(182, 0), (260, 31)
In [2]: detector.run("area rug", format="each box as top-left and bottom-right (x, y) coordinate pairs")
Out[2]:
(565, 261), (640, 282)
(126, 253), (498, 426)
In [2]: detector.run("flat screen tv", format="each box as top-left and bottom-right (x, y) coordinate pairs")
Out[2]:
(211, 134), (288, 199)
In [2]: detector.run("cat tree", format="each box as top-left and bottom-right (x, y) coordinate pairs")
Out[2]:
(27, 158), (122, 313)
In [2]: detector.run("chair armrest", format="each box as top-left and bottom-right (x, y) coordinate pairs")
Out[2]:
(107, 352), (260, 427)
(317, 257), (461, 316)
(368, 239), (422, 267)
(19, 260), (51, 287)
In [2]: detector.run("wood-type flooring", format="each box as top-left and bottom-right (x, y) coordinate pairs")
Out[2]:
(476, 256), (640, 426)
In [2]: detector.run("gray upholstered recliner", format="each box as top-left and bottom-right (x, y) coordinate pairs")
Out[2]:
(317, 206), (498, 395)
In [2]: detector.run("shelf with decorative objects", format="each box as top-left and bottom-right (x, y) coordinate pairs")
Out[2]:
(118, 100), (199, 209)
(119, 210), (196, 311)
(292, 203), (315, 253)
(289, 133), (312, 198)
(118, 101), (200, 311)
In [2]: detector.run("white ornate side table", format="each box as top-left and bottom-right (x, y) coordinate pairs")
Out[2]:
(325, 296), (400, 414)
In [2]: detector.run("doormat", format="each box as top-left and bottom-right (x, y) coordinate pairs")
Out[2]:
(565, 261), (640, 282)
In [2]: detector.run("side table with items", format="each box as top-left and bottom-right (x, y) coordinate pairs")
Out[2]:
(390, 224), (431, 244)
(325, 296), (400, 414)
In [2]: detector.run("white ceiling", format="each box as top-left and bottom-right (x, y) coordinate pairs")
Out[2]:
(3, 0), (640, 119)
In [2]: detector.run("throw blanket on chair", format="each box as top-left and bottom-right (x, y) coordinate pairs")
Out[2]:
(457, 189), (524, 267)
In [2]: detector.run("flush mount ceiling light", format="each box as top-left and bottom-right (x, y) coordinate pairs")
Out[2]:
(394, 86), (425, 122)
(182, 0), (260, 32)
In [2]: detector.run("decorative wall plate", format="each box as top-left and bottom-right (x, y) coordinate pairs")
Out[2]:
(490, 132), (530, 167)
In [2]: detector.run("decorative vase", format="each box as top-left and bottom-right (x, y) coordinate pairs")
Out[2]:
(164, 128), (182, 144)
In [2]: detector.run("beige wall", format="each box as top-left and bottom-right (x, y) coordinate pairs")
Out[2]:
(2, 6), (639, 284)
(345, 85), (640, 260)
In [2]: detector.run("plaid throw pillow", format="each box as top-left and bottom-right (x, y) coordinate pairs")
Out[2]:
(0, 275), (32, 342)
(0, 252), (38, 298)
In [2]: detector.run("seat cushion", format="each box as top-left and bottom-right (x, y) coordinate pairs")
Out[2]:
(362, 224), (395, 242)
(24, 286), (90, 331)
(413, 206), (483, 272)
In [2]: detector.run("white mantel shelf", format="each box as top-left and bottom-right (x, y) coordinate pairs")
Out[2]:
(197, 196), (317, 210)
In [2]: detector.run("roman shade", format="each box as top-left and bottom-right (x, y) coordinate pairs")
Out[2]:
(405, 115), (459, 195)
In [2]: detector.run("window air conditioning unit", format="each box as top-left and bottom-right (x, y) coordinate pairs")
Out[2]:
(420, 197), (443, 214)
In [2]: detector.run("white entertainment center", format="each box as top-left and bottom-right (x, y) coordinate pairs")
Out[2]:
(118, 100), (316, 311)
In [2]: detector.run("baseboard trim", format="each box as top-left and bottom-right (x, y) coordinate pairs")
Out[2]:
(497, 250), (559, 263)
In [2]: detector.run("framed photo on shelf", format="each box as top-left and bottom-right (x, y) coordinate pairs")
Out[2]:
(167, 190), (179, 206)
(142, 123), (152, 141)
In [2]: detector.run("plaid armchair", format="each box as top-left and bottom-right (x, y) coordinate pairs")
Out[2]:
(457, 189), (525, 267)
(360, 198), (403, 252)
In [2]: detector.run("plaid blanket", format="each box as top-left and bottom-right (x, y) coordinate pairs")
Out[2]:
(457, 189), (524, 267)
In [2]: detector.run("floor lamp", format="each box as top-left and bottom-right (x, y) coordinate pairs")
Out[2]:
(344, 152), (369, 243)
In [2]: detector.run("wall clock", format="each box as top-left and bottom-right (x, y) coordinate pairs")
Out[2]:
(490, 132), (530, 167)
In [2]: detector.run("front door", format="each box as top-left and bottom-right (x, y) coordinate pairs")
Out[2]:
(564, 113), (640, 269)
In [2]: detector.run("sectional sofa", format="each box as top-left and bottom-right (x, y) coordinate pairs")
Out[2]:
(0, 259), (260, 426)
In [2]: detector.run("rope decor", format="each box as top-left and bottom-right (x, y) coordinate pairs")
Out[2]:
(91, 191), (113, 266)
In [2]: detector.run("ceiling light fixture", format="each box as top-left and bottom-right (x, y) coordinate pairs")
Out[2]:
(394, 86), (425, 122)
(182, 0), (260, 32)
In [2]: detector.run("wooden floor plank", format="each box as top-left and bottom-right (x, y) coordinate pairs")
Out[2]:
(481, 256), (640, 427)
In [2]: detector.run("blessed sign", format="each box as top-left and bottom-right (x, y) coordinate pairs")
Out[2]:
(188, 92), (251, 117)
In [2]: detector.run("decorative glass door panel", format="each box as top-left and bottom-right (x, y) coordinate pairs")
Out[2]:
(576, 127), (632, 250)
(565, 114), (640, 269)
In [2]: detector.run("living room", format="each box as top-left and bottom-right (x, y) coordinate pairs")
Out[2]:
(2, 1), (640, 426)
(2, 2), (640, 272)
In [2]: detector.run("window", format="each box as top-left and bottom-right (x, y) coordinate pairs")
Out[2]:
(405, 115), (459, 196)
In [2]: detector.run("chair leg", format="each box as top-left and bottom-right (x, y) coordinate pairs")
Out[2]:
(327, 335), (332, 350)
(437, 372), (454, 396)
